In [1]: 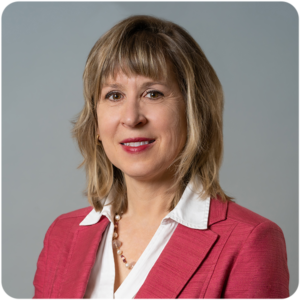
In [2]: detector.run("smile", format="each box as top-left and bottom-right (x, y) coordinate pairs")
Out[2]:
(120, 138), (155, 153)
(121, 141), (154, 147)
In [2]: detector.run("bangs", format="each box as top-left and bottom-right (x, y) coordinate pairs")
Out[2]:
(99, 30), (170, 86)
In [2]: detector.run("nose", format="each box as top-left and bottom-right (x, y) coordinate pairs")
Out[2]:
(120, 98), (147, 128)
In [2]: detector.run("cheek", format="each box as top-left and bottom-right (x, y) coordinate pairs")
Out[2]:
(97, 114), (118, 162)
(151, 104), (187, 147)
(97, 108), (118, 140)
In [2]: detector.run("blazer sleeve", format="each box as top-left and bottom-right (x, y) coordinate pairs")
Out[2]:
(223, 220), (289, 298)
(33, 219), (57, 298)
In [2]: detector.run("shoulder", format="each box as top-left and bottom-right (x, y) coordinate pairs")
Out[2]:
(223, 201), (286, 252)
(210, 200), (288, 287)
(55, 206), (93, 221)
(210, 198), (285, 238)
(44, 206), (93, 240)
(227, 200), (280, 229)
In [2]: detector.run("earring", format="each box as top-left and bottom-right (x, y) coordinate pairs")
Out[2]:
(96, 134), (101, 144)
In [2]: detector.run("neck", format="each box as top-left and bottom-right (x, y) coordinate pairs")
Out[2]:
(123, 173), (177, 223)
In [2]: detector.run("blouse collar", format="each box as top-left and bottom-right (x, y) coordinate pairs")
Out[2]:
(79, 181), (210, 230)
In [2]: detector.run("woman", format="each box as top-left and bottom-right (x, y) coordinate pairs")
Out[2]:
(33, 15), (289, 298)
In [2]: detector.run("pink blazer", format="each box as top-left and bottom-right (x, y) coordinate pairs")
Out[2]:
(33, 198), (289, 298)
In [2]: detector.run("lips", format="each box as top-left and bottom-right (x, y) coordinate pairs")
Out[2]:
(120, 137), (155, 144)
(120, 137), (155, 153)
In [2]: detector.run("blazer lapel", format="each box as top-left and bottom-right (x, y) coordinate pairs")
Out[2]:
(135, 198), (228, 299)
(208, 198), (228, 226)
(58, 216), (110, 298)
(135, 224), (218, 298)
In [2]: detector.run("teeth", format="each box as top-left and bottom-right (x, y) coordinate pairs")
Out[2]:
(123, 141), (150, 147)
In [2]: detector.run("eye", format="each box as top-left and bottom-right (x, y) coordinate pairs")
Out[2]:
(145, 90), (164, 99)
(105, 91), (123, 101)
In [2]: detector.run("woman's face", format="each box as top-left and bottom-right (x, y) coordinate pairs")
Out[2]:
(97, 66), (187, 182)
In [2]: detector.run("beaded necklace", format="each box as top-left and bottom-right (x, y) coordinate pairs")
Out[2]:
(113, 213), (136, 270)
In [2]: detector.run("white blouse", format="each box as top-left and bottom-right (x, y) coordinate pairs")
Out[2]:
(80, 182), (210, 299)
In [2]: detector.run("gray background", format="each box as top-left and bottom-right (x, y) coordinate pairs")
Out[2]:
(2, 2), (298, 298)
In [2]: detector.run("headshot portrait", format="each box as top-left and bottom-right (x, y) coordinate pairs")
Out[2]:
(2, 2), (298, 298)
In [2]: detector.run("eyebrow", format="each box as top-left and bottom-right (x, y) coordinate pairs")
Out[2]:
(102, 81), (168, 90)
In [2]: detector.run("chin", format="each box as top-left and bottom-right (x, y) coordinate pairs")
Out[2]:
(123, 169), (156, 181)
(118, 163), (155, 179)
(123, 164), (173, 182)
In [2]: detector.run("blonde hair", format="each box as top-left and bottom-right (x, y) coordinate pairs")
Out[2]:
(73, 15), (232, 212)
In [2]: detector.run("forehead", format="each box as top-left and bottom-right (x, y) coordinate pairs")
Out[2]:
(102, 73), (165, 88)
(101, 63), (176, 89)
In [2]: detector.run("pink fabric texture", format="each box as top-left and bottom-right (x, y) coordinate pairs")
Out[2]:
(33, 199), (289, 298)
